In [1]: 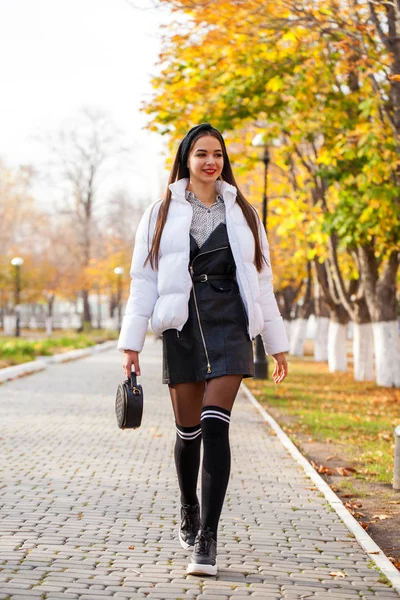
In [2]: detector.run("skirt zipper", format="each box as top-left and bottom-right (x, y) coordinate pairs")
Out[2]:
(189, 245), (229, 374)
(238, 292), (250, 337)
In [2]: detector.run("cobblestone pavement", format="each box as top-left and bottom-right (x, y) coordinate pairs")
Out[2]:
(0, 338), (398, 600)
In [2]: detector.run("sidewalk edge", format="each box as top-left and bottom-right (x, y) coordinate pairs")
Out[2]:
(0, 340), (117, 384)
(241, 381), (400, 596)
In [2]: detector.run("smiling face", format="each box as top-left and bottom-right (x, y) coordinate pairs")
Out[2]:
(186, 134), (224, 184)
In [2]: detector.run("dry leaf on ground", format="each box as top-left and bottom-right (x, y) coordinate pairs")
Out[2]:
(336, 466), (357, 476)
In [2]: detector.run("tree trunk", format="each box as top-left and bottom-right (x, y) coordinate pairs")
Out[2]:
(82, 290), (91, 327)
(358, 247), (399, 386)
(314, 317), (329, 361)
(313, 258), (350, 371)
(327, 305), (350, 373)
(351, 296), (374, 381)
(289, 318), (309, 356)
(353, 322), (374, 381)
(109, 291), (117, 318)
(314, 274), (330, 361)
(275, 284), (300, 320)
(328, 320), (348, 373)
(45, 317), (53, 336)
(276, 284), (302, 346)
(289, 263), (313, 356)
(97, 289), (102, 329)
(372, 321), (400, 387)
(47, 295), (55, 318)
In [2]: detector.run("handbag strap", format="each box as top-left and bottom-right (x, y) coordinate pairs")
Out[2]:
(130, 370), (138, 388)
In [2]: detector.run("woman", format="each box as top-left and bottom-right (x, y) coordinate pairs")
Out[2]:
(118, 123), (289, 576)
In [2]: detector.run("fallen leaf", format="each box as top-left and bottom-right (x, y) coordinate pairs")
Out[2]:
(77, 512), (83, 519)
(344, 501), (365, 519)
(344, 501), (362, 509)
(389, 557), (400, 569)
(128, 545), (135, 549)
(360, 521), (371, 529)
(329, 571), (346, 578)
(371, 514), (391, 520)
(311, 460), (335, 475)
(336, 466), (357, 476)
(326, 455), (338, 461)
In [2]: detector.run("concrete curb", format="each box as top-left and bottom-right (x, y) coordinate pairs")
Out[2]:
(241, 381), (400, 596)
(0, 340), (117, 384)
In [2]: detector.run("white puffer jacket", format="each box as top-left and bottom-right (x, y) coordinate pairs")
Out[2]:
(117, 178), (289, 356)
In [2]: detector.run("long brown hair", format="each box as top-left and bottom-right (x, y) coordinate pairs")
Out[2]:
(145, 127), (268, 272)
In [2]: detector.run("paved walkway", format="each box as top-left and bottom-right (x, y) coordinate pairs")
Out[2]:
(0, 338), (398, 600)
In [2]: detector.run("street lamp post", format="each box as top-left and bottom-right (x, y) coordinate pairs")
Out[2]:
(252, 134), (271, 379)
(11, 257), (24, 338)
(114, 267), (124, 330)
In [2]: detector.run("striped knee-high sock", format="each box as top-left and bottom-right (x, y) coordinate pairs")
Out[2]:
(174, 422), (202, 506)
(200, 405), (231, 541)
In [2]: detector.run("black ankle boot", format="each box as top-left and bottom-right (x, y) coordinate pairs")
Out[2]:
(179, 503), (200, 549)
(186, 526), (217, 576)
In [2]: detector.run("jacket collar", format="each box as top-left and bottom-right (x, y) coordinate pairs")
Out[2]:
(168, 178), (237, 210)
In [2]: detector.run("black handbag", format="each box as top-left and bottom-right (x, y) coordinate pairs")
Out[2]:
(115, 369), (143, 429)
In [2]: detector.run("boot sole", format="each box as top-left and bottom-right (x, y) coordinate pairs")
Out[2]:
(186, 561), (217, 576)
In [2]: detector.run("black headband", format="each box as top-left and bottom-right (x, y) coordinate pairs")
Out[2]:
(179, 123), (217, 165)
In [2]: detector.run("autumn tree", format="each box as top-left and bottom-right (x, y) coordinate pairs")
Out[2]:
(142, 0), (400, 386)
(42, 107), (127, 327)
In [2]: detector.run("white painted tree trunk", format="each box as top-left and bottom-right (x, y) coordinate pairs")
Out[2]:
(45, 317), (53, 336)
(3, 315), (16, 336)
(372, 321), (400, 387)
(283, 319), (291, 344)
(352, 322), (374, 381)
(29, 316), (38, 330)
(328, 321), (348, 372)
(289, 318), (308, 356)
(314, 316), (329, 361)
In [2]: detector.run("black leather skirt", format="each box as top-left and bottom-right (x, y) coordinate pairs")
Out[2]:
(162, 222), (254, 385)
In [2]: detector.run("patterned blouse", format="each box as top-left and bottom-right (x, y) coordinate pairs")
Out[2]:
(185, 189), (226, 249)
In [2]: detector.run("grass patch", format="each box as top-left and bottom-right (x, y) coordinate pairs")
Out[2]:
(246, 355), (400, 484)
(0, 329), (118, 367)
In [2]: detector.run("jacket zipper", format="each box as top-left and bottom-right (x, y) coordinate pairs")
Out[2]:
(189, 245), (229, 374)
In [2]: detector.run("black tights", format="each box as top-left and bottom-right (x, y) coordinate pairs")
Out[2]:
(169, 375), (242, 541)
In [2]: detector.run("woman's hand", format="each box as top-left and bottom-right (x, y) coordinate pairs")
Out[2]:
(122, 350), (141, 378)
(271, 352), (288, 384)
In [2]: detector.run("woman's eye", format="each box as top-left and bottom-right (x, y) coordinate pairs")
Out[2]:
(196, 154), (223, 157)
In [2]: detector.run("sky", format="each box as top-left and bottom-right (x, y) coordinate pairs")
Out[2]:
(0, 0), (172, 210)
